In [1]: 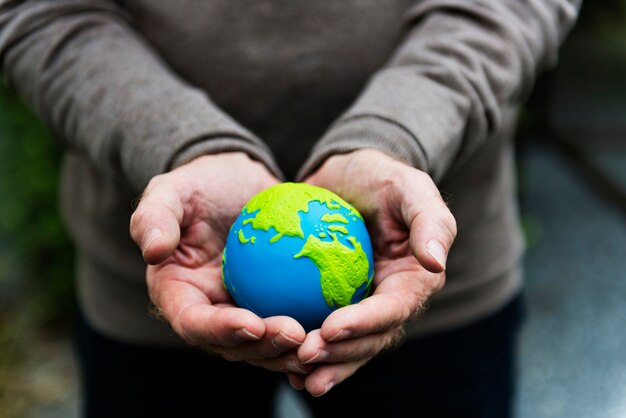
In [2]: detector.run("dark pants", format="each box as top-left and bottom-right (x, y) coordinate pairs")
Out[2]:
(74, 295), (524, 418)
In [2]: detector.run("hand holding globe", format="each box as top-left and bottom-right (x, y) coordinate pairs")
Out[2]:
(287, 149), (457, 396)
(130, 153), (312, 377)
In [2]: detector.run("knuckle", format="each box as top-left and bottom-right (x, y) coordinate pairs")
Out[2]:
(420, 203), (456, 243)
(175, 325), (197, 347)
(390, 293), (418, 325)
(146, 174), (165, 190)
(443, 211), (458, 237)
(172, 306), (201, 346)
(438, 213), (457, 243)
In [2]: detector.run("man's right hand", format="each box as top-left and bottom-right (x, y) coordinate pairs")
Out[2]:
(129, 152), (312, 377)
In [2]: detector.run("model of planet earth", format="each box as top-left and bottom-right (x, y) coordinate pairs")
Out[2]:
(222, 182), (374, 331)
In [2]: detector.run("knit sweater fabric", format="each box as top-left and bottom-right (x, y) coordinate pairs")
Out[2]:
(0, 0), (579, 345)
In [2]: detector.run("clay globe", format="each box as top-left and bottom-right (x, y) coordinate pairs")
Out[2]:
(222, 182), (374, 331)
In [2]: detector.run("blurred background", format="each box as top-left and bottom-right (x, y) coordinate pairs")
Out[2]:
(0, 1), (624, 417)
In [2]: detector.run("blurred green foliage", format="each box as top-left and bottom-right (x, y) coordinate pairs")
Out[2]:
(577, 0), (626, 42)
(0, 82), (77, 417)
(0, 84), (76, 328)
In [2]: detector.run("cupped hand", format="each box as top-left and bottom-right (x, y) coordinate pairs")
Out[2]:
(129, 152), (312, 376)
(291, 148), (457, 396)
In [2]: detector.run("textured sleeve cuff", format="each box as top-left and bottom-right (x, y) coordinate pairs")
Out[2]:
(167, 136), (284, 180)
(296, 116), (429, 181)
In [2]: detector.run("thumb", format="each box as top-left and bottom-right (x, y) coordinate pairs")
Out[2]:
(408, 204), (456, 273)
(130, 182), (183, 265)
(400, 173), (457, 273)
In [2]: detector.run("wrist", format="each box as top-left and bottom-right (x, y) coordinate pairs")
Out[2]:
(296, 116), (428, 182)
(168, 136), (284, 181)
(307, 148), (411, 187)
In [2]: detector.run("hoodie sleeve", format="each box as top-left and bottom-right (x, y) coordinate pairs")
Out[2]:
(0, 0), (282, 191)
(298, 0), (581, 182)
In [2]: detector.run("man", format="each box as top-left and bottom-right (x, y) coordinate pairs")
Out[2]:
(0, 1), (580, 416)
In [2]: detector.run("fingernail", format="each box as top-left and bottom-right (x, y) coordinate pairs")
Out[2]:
(271, 331), (302, 351)
(142, 228), (162, 254)
(328, 329), (351, 342)
(314, 381), (335, 397)
(426, 239), (447, 270)
(289, 360), (309, 374)
(287, 375), (304, 391)
(302, 349), (329, 364)
(234, 327), (262, 341)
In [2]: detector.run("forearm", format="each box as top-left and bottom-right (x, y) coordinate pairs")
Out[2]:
(299, 0), (581, 182)
(0, 0), (281, 191)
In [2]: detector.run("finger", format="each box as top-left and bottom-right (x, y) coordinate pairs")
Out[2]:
(297, 329), (326, 362)
(286, 373), (306, 391)
(130, 177), (184, 265)
(264, 316), (307, 352)
(304, 358), (370, 397)
(246, 352), (314, 374)
(149, 271), (265, 346)
(177, 304), (267, 347)
(298, 327), (405, 365)
(399, 170), (457, 273)
(206, 316), (307, 362)
(318, 269), (437, 342)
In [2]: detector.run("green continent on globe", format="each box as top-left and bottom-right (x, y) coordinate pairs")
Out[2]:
(320, 213), (349, 224)
(242, 182), (361, 242)
(237, 229), (256, 244)
(294, 233), (371, 309)
(328, 225), (349, 234)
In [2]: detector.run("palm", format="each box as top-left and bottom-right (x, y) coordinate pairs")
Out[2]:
(147, 214), (235, 314)
(141, 156), (272, 320)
